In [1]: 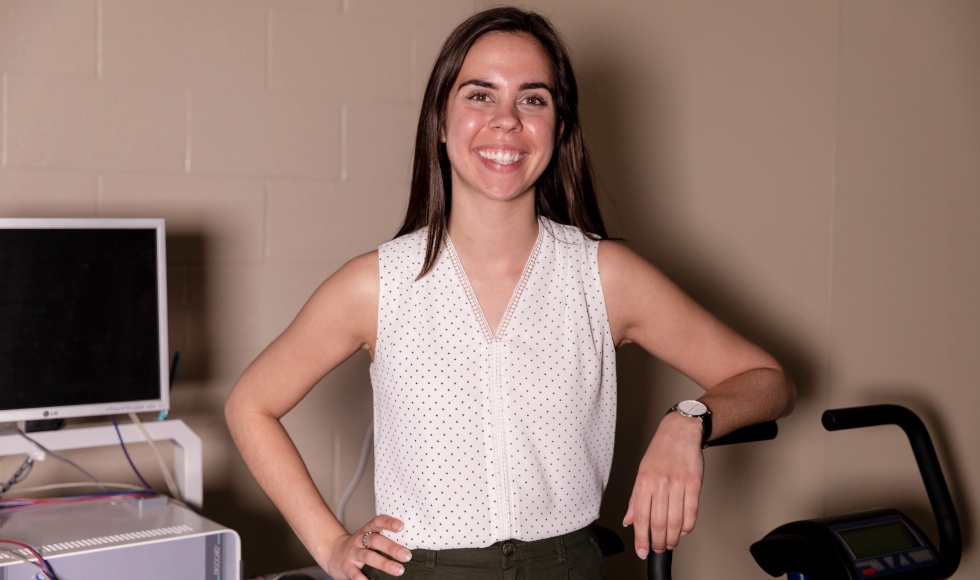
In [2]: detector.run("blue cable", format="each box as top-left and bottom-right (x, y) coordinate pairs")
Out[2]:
(109, 416), (154, 491)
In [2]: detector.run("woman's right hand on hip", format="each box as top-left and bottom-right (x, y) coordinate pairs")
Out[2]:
(324, 515), (412, 579)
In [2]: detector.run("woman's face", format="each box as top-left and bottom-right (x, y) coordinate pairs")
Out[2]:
(441, 32), (561, 208)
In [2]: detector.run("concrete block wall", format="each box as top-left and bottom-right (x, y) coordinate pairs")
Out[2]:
(3, 1), (978, 578)
(1, 0), (485, 574)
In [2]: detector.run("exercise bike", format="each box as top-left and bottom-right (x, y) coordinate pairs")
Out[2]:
(751, 404), (961, 580)
(647, 404), (962, 580)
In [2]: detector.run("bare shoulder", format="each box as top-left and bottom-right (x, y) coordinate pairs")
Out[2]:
(278, 250), (380, 359)
(227, 250), (381, 418)
(310, 249), (378, 321)
(598, 238), (647, 277)
(597, 240), (679, 345)
(597, 239), (689, 301)
(327, 250), (379, 298)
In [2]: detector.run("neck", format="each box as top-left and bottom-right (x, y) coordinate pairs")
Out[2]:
(447, 194), (539, 267)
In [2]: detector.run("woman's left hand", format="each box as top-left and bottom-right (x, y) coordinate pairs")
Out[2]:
(622, 411), (705, 559)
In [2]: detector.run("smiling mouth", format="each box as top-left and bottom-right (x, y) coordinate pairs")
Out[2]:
(478, 149), (527, 165)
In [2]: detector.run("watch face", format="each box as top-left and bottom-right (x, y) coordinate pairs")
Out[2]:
(677, 400), (707, 417)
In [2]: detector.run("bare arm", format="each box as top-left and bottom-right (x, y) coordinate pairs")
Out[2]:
(598, 240), (795, 557)
(224, 251), (410, 579)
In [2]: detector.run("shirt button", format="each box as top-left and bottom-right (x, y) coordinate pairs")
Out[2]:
(501, 541), (516, 556)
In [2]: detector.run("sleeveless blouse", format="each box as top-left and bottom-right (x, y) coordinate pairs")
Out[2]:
(370, 218), (617, 550)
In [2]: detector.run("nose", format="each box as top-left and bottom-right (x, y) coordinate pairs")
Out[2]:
(490, 102), (522, 132)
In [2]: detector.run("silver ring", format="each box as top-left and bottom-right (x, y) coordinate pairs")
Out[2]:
(361, 531), (374, 549)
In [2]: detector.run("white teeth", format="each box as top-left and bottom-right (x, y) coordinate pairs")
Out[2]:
(478, 150), (523, 165)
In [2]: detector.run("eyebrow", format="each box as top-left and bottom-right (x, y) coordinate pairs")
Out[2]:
(457, 79), (555, 93)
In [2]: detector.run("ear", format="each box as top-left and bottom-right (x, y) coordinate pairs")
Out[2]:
(554, 118), (565, 147)
(439, 121), (447, 143)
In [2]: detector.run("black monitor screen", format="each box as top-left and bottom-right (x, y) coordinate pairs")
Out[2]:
(0, 228), (162, 412)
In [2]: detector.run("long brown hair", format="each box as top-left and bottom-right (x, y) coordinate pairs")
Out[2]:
(398, 6), (607, 277)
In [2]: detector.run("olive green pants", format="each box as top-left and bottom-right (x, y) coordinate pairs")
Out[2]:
(363, 526), (604, 580)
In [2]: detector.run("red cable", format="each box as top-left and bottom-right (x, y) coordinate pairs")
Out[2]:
(0, 538), (53, 578)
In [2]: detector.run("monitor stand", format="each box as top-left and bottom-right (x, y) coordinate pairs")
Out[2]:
(0, 419), (203, 511)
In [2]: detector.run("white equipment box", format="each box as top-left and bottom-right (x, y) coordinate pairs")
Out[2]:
(0, 498), (240, 579)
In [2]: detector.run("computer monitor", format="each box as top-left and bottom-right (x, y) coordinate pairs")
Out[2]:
(0, 218), (170, 423)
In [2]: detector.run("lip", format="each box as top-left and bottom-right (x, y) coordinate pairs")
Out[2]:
(475, 148), (528, 171)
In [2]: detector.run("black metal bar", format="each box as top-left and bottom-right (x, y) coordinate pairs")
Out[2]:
(822, 404), (961, 578)
(704, 421), (777, 448)
(648, 550), (673, 580)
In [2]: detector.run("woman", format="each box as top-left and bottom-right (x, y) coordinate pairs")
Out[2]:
(225, 7), (795, 580)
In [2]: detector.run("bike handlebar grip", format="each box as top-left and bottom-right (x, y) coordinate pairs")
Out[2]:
(648, 550), (673, 580)
(822, 404), (961, 578)
(703, 421), (778, 448)
(822, 404), (920, 432)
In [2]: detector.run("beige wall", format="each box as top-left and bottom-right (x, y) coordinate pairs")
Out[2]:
(1, 0), (976, 577)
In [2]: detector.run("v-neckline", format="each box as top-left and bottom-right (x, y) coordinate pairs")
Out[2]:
(444, 220), (544, 343)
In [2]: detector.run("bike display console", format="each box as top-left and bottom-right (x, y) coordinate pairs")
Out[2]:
(751, 508), (940, 580)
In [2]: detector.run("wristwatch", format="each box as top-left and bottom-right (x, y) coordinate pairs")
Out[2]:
(668, 400), (712, 448)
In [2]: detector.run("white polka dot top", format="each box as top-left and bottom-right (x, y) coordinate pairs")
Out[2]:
(370, 217), (617, 550)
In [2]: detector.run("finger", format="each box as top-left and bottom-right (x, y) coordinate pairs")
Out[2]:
(368, 514), (404, 533)
(647, 482), (669, 554)
(360, 548), (406, 577)
(681, 481), (700, 537)
(664, 481), (686, 550)
(632, 487), (654, 559)
(622, 495), (635, 527)
(363, 530), (413, 563)
(345, 561), (371, 580)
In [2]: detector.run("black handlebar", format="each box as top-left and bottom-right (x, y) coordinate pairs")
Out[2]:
(647, 549), (672, 580)
(705, 420), (778, 448)
(647, 421), (778, 580)
(822, 405), (961, 578)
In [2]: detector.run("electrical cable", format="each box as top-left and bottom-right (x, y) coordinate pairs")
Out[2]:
(109, 415), (154, 491)
(337, 421), (374, 527)
(0, 547), (48, 578)
(0, 539), (54, 579)
(12, 481), (146, 495)
(127, 412), (182, 501)
(14, 430), (105, 491)
(12, 458), (33, 484)
(6, 482), (190, 511)
(0, 490), (158, 512)
(0, 456), (33, 496)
